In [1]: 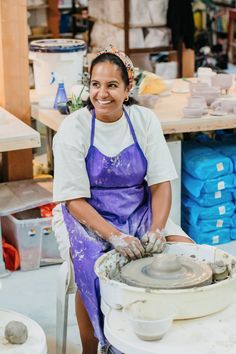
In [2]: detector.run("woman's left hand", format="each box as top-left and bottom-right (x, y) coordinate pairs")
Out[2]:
(141, 229), (166, 253)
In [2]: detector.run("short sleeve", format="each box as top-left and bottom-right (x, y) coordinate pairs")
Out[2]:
(53, 134), (91, 202)
(146, 111), (178, 186)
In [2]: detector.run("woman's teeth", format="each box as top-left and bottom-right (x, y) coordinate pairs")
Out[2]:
(97, 100), (111, 105)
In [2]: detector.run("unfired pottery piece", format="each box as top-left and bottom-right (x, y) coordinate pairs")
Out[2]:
(120, 254), (212, 289)
(5, 320), (28, 344)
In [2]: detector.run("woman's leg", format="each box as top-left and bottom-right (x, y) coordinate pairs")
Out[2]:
(75, 290), (98, 354)
(165, 235), (194, 243)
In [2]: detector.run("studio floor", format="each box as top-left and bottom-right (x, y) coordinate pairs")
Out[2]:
(0, 264), (82, 354)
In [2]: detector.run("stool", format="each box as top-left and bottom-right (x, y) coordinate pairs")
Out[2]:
(227, 8), (236, 63)
(0, 308), (47, 354)
(56, 261), (77, 354)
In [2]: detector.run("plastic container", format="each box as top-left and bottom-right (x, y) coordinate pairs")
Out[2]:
(123, 300), (175, 341)
(53, 81), (68, 109)
(1, 209), (61, 271)
(29, 39), (86, 98)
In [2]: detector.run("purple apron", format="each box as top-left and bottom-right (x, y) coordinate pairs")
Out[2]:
(62, 108), (152, 347)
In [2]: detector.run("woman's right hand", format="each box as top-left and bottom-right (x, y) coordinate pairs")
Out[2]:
(108, 234), (145, 260)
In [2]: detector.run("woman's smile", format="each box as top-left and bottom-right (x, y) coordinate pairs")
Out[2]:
(96, 99), (113, 105)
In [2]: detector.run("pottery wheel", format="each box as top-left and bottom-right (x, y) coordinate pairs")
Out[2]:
(120, 254), (213, 289)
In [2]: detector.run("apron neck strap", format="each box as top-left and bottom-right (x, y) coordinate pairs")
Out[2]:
(123, 108), (138, 144)
(90, 110), (96, 146)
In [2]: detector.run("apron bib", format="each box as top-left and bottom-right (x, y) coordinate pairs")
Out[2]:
(62, 108), (152, 346)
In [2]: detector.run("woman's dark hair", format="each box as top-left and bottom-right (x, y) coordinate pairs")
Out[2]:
(86, 53), (137, 111)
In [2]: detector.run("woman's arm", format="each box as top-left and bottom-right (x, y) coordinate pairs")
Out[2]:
(149, 181), (172, 232)
(66, 198), (144, 258)
(141, 181), (171, 253)
(67, 198), (123, 240)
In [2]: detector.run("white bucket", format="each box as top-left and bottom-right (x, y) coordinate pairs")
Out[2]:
(29, 39), (87, 99)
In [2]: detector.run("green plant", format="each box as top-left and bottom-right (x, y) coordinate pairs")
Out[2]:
(67, 85), (86, 113)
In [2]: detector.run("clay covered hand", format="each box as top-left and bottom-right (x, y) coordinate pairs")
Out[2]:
(108, 234), (145, 259)
(141, 229), (166, 253)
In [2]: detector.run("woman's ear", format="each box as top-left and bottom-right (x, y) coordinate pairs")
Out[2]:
(126, 84), (132, 96)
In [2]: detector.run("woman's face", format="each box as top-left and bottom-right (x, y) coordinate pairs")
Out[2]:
(90, 61), (130, 122)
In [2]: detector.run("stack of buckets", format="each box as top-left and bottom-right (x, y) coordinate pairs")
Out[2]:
(29, 39), (87, 104)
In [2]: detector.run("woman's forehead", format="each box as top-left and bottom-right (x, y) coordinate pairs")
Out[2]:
(91, 62), (122, 80)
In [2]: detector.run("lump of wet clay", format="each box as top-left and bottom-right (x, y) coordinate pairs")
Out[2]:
(4, 321), (28, 344)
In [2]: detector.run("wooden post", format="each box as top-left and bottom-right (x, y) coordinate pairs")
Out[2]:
(0, 0), (33, 181)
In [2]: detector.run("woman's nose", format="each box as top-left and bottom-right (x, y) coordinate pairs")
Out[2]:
(98, 86), (109, 98)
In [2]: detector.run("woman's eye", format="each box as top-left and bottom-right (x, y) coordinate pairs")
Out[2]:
(91, 82), (99, 88)
(109, 83), (118, 88)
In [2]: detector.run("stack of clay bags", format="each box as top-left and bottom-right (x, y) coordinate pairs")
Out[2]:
(88, 0), (169, 51)
(203, 132), (236, 241)
(181, 140), (236, 245)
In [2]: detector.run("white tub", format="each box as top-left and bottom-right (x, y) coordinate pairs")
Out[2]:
(29, 39), (86, 98)
(95, 243), (236, 319)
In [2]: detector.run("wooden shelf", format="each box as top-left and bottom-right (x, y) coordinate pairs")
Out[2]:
(129, 47), (173, 54)
(212, 1), (234, 7)
(58, 6), (72, 10)
(28, 33), (53, 40)
(27, 4), (49, 10)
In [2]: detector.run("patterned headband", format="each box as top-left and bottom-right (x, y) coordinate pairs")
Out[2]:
(96, 44), (135, 88)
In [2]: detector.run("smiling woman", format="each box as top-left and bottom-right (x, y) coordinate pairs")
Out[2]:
(52, 45), (192, 354)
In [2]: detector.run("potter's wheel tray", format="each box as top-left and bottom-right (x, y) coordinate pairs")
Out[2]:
(120, 254), (212, 289)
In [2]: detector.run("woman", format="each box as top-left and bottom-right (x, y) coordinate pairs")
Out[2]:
(53, 45), (192, 354)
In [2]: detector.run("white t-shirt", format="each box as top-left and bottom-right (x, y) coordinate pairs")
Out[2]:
(53, 104), (177, 202)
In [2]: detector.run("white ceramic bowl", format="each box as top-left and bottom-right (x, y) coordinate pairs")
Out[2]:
(211, 74), (233, 91)
(183, 106), (204, 118)
(124, 300), (175, 341)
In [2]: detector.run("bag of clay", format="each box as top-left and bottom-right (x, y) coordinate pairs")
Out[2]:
(182, 171), (235, 198)
(90, 22), (144, 51)
(148, 0), (169, 26)
(144, 28), (169, 48)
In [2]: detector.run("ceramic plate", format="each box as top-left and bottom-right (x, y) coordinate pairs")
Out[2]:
(209, 110), (227, 116)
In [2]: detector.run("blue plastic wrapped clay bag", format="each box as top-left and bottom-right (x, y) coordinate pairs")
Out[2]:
(181, 221), (231, 245)
(182, 171), (235, 198)
(231, 228), (236, 240)
(182, 186), (233, 207)
(182, 141), (233, 180)
(232, 214), (236, 228)
(182, 197), (235, 225)
(182, 214), (232, 233)
(207, 141), (236, 173)
(233, 190), (236, 201)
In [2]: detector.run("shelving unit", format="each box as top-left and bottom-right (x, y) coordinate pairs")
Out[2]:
(27, 4), (49, 10)
(123, 0), (182, 77)
(212, 1), (235, 7)
(27, 1), (51, 40)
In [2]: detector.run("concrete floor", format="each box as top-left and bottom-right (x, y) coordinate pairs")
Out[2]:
(0, 265), (82, 354)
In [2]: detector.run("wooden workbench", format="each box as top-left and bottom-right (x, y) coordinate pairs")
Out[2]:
(31, 84), (236, 135)
(0, 107), (40, 152)
(0, 106), (41, 277)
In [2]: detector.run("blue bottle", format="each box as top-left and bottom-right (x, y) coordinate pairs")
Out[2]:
(53, 81), (68, 110)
